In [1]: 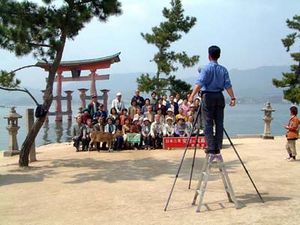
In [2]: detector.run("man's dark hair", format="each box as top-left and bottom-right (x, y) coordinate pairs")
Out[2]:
(208, 45), (221, 60)
(290, 106), (298, 115)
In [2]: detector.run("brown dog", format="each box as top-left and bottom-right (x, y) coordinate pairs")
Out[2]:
(89, 131), (115, 152)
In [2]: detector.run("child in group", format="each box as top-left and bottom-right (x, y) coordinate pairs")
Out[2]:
(285, 106), (299, 162)
(163, 116), (175, 137)
(141, 118), (152, 150)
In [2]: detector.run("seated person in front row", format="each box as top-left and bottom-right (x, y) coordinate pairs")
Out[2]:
(81, 118), (94, 151)
(114, 126), (124, 150)
(150, 114), (164, 149)
(141, 118), (152, 150)
(128, 118), (142, 149)
(72, 116), (85, 151)
(163, 116), (175, 137)
(174, 116), (188, 137)
(104, 117), (116, 134)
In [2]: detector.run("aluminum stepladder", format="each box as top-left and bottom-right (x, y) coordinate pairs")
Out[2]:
(192, 153), (240, 212)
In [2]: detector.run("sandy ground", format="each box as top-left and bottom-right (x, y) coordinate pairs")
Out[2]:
(0, 136), (300, 225)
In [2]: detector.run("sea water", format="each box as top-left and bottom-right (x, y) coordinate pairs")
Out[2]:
(0, 103), (292, 151)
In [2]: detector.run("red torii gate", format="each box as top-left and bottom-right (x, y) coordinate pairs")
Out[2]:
(37, 52), (121, 121)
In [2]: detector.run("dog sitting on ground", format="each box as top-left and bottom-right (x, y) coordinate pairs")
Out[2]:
(89, 131), (115, 152)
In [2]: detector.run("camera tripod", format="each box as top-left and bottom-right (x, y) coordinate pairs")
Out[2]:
(164, 99), (264, 212)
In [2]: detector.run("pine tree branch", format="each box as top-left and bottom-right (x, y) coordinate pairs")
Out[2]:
(74, 0), (93, 6)
(6, 64), (44, 76)
(27, 42), (51, 48)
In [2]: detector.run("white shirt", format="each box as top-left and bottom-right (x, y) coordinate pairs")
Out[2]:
(111, 98), (125, 114)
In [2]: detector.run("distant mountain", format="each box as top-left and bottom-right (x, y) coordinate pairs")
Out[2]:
(0, 65), (291, 106)
(184, 65), (290, 103)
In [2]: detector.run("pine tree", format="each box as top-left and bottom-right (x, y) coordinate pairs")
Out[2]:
(0, 0), (122, 166)
(137, 0), (199, 96)
(273, 14), (300, 104)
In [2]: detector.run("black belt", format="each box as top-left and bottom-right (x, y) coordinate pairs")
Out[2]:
(201, 91), (222, 96)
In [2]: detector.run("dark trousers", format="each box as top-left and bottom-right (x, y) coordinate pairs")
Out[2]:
(73, 136), (82, 151)
(114, 136), (124, 150)
(202, 92), (225, 154)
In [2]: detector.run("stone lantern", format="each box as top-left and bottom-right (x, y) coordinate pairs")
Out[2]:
(3, 107), (22, 156)
(261, 102), (275, 139)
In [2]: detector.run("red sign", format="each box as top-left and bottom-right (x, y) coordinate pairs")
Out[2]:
(163, 136), (207, 149)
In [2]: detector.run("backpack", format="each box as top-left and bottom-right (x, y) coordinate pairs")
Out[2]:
(35, 105), (48, 118)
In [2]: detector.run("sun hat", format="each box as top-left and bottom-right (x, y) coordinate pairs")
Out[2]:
(143, 117), (150, 122)
(166, 116), (173, 121)
(167, 108), (174, 112)
(116, 92), (122, 96)
(177, 116), (185, 121)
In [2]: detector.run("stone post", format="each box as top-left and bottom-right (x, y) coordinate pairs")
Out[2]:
(261, 102), (275, 139)
(90, 69), (97, 97)
(65, 90), (73, 120)
(101, 89), (110, 111)
(3, 107), (22, 157)
(78, 88), (89, 109)
(26, 108), (36, 162)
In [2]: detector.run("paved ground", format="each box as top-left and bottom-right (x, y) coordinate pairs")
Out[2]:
(0, 136), (299, 225)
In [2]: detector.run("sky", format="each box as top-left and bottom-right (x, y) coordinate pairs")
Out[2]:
(0, 0), (299, 89)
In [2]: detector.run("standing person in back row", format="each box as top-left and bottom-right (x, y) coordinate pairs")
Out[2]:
(189, 45), (236, 155)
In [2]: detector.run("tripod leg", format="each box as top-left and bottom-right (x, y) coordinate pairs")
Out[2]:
(164, 101), (203, 211)
(164, 127), (197, 211)
(223, 128), (264, 203)
(188, 128), (200, 189)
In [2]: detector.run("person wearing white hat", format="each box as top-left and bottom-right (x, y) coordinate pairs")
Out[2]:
(163, 116), (175, 137)
(111, 92), (125, 114)
(165, 108), (176, 123)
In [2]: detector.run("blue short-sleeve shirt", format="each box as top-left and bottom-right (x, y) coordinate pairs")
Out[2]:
(195, 61), (232, 92)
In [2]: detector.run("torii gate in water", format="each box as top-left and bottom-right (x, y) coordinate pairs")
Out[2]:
(37, 52), (121, 121)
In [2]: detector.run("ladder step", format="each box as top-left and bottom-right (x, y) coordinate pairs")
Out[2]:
(193, 154), (239, 212)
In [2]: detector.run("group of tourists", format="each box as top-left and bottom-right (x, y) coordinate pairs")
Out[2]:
(72, 90), (204, 151)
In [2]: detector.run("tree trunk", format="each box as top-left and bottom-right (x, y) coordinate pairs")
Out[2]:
(19, 34), (67, 167)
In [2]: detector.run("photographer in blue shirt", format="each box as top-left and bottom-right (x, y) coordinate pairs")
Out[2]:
(189, 46), (236, 154)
